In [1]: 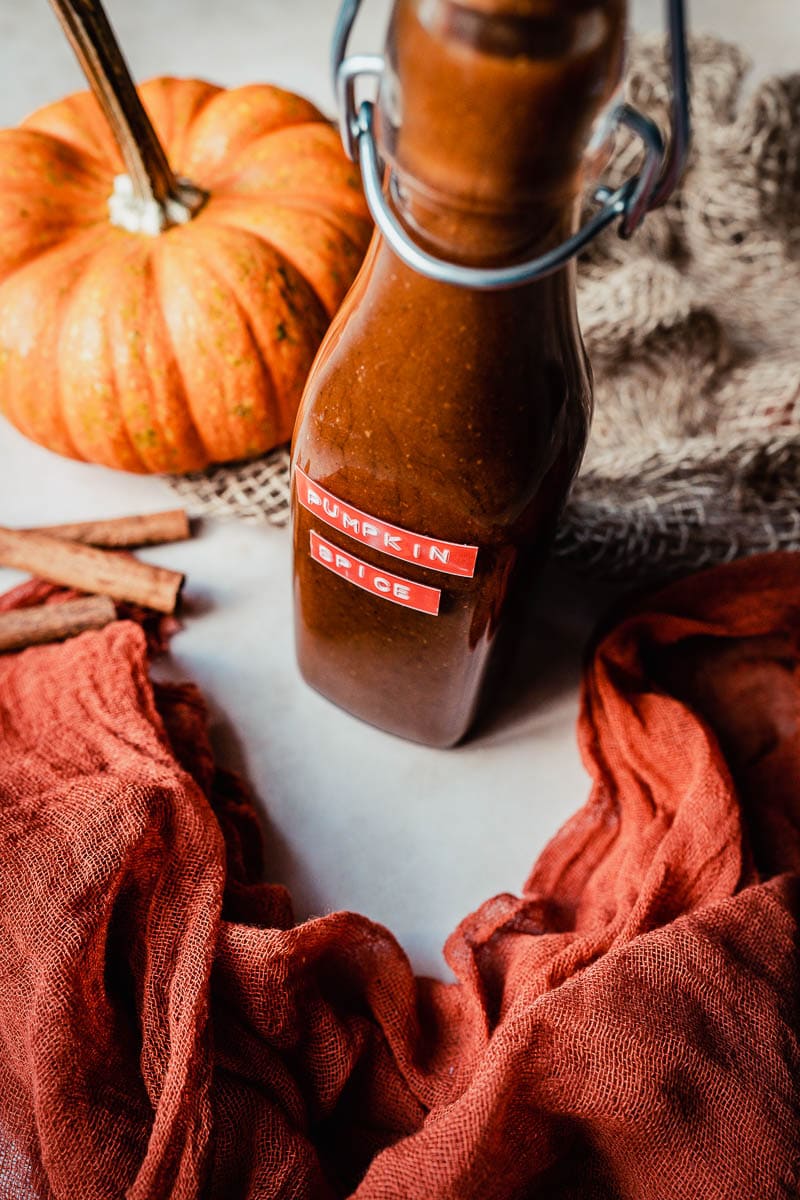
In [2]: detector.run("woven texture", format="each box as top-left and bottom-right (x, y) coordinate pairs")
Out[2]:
(1, 551), (800, 1198)
(168, 37), (800, 579)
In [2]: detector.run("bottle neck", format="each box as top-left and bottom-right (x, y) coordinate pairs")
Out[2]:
(377, 0), (626, 252)
(388, 171), (579, 268)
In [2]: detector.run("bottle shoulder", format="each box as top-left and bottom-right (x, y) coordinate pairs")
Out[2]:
(292, 242), (590, 538)
(293, 360), (590, 539)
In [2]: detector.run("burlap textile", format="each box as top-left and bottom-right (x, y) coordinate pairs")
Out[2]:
(1, 551), (799, 1197)
(168, 37), (800, 580)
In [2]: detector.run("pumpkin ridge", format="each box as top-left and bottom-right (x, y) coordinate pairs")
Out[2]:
(192, 212), (330, 331)
(178, 86), (327, 183)
(200, 121), (358, 196)
(21, 94), (123, 171)
(152, 247), (218, 469)
(153, 227), (296, 465)
(209, 193), (369, 256)
(105, 246), (173, 472)
(197, 117), (331, 176)
(208, 288), (281, 451)
(0, 226), (109, 290)
(0, 128), (114, 190)
(178, 221), (327, 445)
(58, 237), (154, 471)
(0, 131), (112, 279)
(0, 205), (108, 283)
(209, 183), (369, 228)
(140, 241), (209, 470)
(206, 201), (366, 320)
(138, 77), (223, 170)
(0, 228), (112, 461)
(204, 217), (330, 353)
(174, 231), (283, 453)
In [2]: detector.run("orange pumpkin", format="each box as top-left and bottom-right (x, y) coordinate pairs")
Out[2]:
(0, 3), (371, 474)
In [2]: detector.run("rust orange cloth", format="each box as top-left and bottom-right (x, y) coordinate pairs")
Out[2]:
(0, 555), (799, 1199)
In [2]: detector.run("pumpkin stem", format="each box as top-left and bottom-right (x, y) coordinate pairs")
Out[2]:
(48, 0), (207, 234)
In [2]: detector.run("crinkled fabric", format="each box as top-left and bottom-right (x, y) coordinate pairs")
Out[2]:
(0, 554), (799, 1199)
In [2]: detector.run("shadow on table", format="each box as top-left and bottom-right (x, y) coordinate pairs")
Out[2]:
(205, 712), (314, 910)
(172, 556), (632, 905)
(471, 559), (628, 748)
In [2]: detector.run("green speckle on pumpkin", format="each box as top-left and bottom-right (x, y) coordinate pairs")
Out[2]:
(277, 265), (294, 293)
(232, 402), (253, 419)
(275, 322), (288, 341)
(134, 428), (159, 448)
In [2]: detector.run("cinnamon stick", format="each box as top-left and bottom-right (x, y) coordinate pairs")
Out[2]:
(26, 509), (190, 548)
(0, 527), (184, 614)
(0, 596), (117, 653)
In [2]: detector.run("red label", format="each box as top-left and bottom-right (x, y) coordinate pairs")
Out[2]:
(309, 531), (441, 616)
(295, 468), (478, 577)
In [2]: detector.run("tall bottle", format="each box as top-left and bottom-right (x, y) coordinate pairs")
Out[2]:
(292, 0), (626, 747)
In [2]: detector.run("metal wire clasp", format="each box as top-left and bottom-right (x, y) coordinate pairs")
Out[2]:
(332, 0), (691, 291)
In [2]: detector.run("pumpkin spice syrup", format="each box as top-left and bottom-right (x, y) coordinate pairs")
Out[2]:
(292, 0), (626, 746)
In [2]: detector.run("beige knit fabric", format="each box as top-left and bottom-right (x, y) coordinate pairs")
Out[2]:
(168, 37), (800, 580)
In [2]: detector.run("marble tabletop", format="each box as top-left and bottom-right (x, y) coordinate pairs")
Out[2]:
(0, 0), (788, 977)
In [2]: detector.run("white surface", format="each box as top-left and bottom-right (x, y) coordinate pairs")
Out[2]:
(0, 0), (789, 977)
(0, 0), (794, 126)
(0, 423), (600, 979)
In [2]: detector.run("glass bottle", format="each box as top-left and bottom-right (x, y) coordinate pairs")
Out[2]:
(291, 0), (627, 747)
